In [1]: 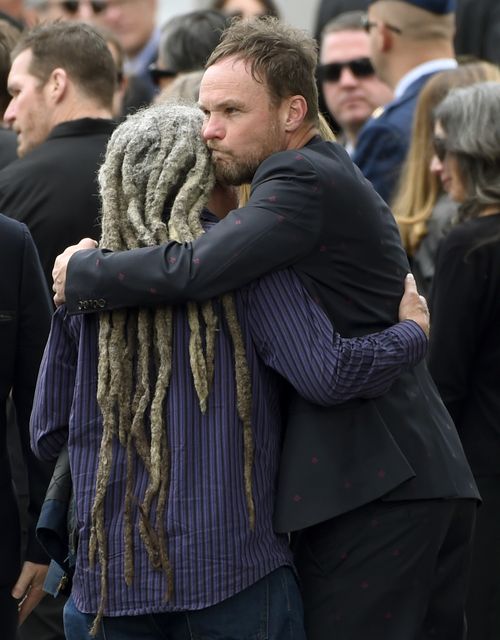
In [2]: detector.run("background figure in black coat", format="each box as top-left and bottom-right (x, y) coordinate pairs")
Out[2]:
(53, 18), (478, 640)
(0, 22), (115, 640)
(0, 214), (53, 640)
(0, 15), (20, 170)
(454, 0), (500, 64)
(428, 82), (500, 640)
(0, 21), (116, 290)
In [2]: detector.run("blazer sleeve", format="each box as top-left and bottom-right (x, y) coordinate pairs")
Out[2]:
(353, 120), (406, 205)
(65, 149), (324, 314)
(12, 224), (54, 564)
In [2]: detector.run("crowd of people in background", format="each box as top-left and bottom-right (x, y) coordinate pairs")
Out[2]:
(0, 1), (499, 639)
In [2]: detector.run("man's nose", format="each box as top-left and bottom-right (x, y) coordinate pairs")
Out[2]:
(338, 66), (358, 87)
(3, 99), (15, 127)
(202, 116), (224, 141)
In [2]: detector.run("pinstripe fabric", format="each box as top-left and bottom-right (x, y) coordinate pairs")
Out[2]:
(30, 217), (426, 616)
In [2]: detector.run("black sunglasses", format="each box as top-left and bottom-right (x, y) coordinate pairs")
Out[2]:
(362, 15), (402, 35)
(318, 58), (375, 83)
(432, 136), (448, 162)
(148, 64), (177, 86)
(59, 0), (107, 14)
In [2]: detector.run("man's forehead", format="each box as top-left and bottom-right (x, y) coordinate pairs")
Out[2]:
(321, 31), (369, 61)
(199, 57), (266, 103)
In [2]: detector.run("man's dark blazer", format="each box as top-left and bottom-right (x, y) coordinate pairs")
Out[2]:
(0, 118), (115, 289)
(455, 0), (500, 64)
(0, 215), (52, 588)
(64, 136), (479, 533)
(353, 72), (437, 204)
(0, 128), (17, 171)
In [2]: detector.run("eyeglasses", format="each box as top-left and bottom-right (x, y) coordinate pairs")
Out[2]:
(53, 0), (107, 14)
(317, 58), (375, 83)
(148, 64), (177, 86)
(362, 15), (402, 35)
(432, 136), (448, 162)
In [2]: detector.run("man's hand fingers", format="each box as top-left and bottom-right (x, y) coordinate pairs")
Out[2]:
(399, 273), (430, 337)
(404, 272), (417, 293)
(51, 238), (98, 307)
(12, 562), (48, 625)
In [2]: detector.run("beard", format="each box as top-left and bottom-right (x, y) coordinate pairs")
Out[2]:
(212, 151), (262, 186)
(209, 123), (284, 186)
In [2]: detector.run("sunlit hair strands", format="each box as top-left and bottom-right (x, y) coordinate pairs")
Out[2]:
(90, 102), (253, 633)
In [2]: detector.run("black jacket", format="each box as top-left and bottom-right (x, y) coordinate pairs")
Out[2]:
(65, 137), (479, 532)
(0, 118), (115, 289)
(0, 215), (52, 585)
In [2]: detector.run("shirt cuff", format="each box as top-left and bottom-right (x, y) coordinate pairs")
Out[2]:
(392, 319), (428, 365)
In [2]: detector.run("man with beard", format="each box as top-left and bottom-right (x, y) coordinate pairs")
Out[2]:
(53, 17), (478, 640)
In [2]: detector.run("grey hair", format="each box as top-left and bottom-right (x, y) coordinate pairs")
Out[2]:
(435, 81), (500, 220)
(89, 101), (254, 634)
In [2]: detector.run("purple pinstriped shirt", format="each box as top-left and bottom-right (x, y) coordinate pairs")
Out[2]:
(30, 215), (426, 617)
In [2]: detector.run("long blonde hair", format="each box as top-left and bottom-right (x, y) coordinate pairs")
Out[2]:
(392, 61), (500, 254)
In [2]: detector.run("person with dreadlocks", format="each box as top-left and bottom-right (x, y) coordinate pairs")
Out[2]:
(32, 100), (429, 639)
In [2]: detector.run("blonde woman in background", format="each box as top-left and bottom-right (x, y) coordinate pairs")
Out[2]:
(392, 61), (500, 296)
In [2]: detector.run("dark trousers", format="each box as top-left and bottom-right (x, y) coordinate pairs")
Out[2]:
(292, 498), (477, 640)
(0, 584), (18, 640)
(466, 476), (500, 640)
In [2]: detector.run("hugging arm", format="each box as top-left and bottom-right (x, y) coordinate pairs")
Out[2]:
(247, 270), (428, 405)
(62, 151), (323, 313)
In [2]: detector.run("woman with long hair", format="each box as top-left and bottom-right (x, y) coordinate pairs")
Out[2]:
(428, 81), (500, 640)
(392, 61), (500, 295)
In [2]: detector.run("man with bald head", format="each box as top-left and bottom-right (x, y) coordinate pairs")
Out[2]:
(353, 0), (456, 203)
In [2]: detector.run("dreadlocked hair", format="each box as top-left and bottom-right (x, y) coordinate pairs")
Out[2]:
(88, 102), (254, 634)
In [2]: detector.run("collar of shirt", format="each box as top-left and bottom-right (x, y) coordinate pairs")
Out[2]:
(124, 27), (160, 77)
(394, 58), (458, 100)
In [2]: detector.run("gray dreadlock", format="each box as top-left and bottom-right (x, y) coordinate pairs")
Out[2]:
(89, 102), (254, 634)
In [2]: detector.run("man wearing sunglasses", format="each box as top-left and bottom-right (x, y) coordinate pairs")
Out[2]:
(23, 0), (108, 22)
(353, 0), (457, 205)
(318, 10), (392, 156)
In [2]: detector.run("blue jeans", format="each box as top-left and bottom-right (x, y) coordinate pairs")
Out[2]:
(64, 566), (306, 639)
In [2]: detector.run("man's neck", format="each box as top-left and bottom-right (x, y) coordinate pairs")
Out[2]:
(286, 123), (320, 150)
(207, 184), (239, 219)
(51, 103), (113, 129)
(387, 43), (455, 89)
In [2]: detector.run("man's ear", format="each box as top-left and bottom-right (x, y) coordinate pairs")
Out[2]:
(283, 95), (308, 133)
(47, 68), (68, 104)
(379, 24), (395, 53)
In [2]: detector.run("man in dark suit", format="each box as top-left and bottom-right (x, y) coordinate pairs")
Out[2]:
(0, 214), (53, 640)
(53, 17), (478, 639)
(352, 0), (456, 204)
(0, 21), (116, 290)
(0, 22), (115, 640)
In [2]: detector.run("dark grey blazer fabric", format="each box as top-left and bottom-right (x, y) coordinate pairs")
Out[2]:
(0, 215), (52, 587)
(65, 137), (479, 533)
